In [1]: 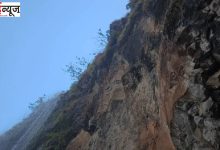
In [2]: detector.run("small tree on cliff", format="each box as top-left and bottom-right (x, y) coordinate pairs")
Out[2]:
(97, 28), (110, 48)
(65, 29), (109, 81)
(28, 95), (46, 110)
(64, 57), (89, 81)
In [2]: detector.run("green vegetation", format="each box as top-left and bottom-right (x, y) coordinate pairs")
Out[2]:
(97, 28), (110, 48)
(64, 29), (109, 81)
(28, 94), (46, 110)
(126, 0), (139, 10)
(64, 57), (89, 81)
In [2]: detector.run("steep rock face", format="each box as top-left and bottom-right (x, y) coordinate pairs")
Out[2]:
(169, 0), (220, 149)
(24, 0), (220, 149)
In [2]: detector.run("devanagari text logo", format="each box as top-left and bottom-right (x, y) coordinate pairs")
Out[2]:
(0, 2), (20, 17)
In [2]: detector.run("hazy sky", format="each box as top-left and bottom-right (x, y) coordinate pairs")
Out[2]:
(0, 0), (128, 134)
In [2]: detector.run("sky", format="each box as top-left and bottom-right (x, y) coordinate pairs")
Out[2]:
(0, 0), (128, 134)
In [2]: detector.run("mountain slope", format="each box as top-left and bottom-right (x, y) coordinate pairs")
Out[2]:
(0, 95), (59, 150)
(1, 0), (220, 149)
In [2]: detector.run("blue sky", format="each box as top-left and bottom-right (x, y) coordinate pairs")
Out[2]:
(0, 0), (128, 134)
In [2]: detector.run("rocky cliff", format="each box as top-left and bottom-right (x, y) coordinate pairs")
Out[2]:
(1, 0), (220, 150)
